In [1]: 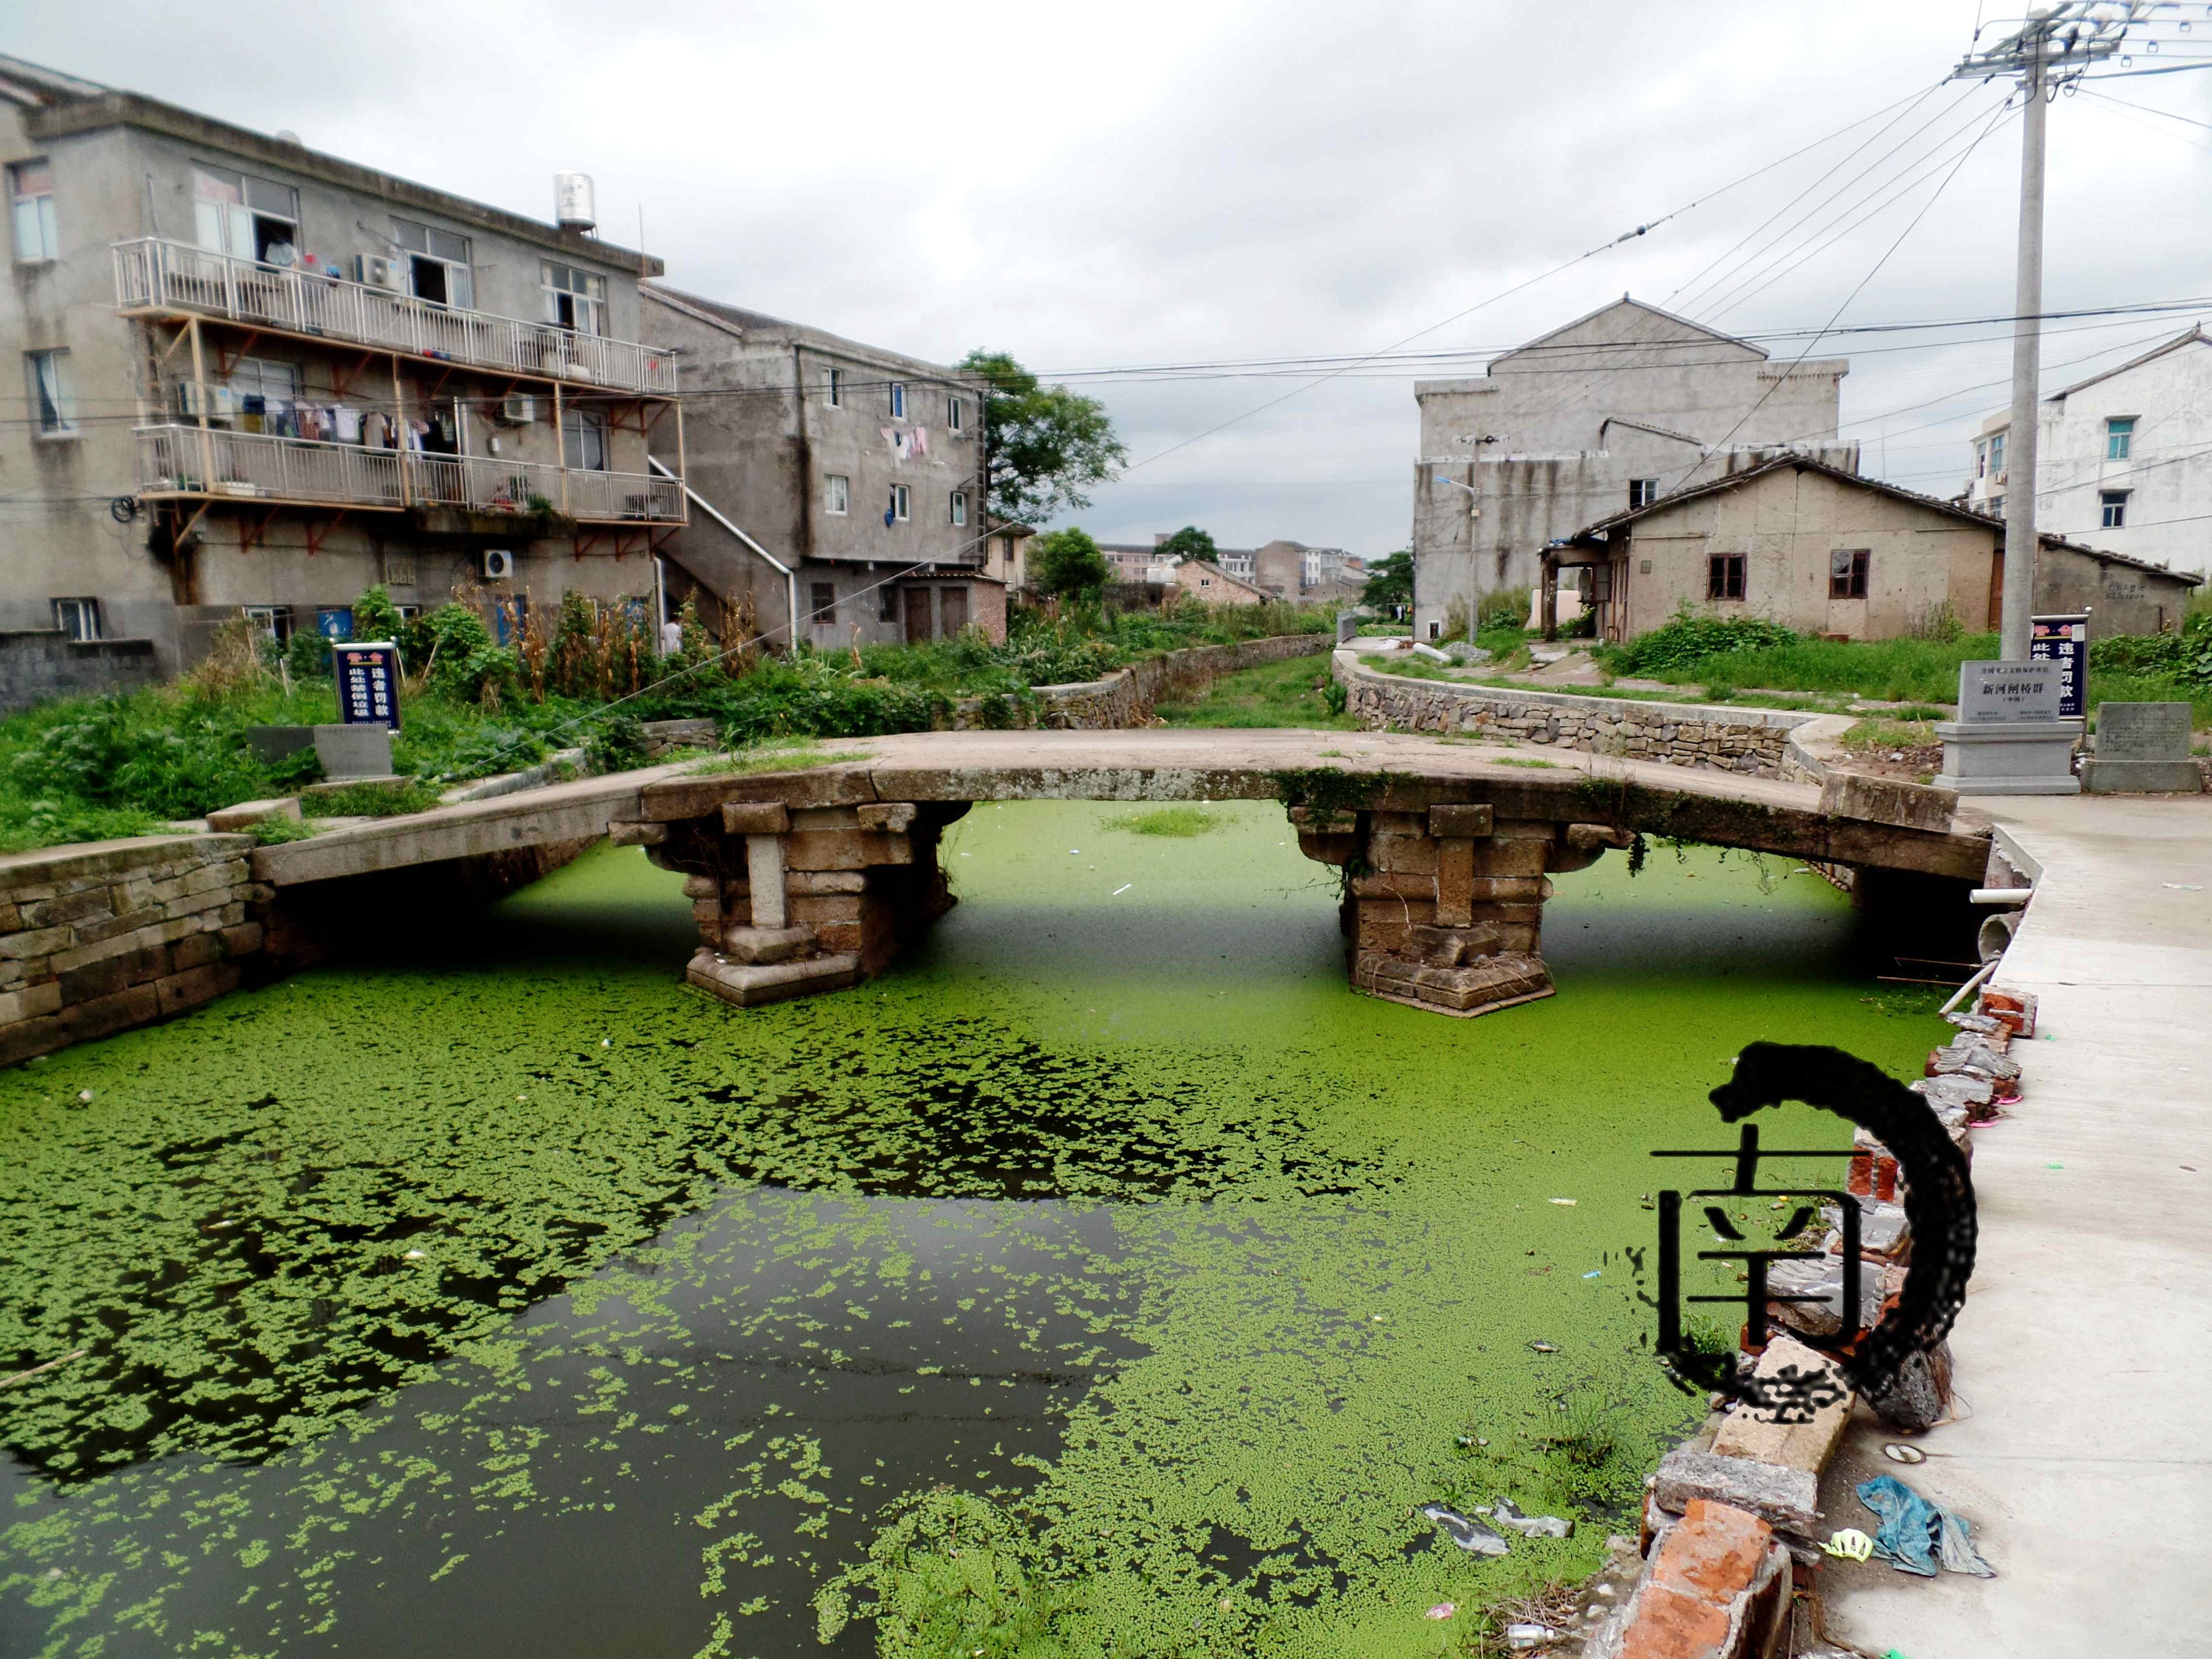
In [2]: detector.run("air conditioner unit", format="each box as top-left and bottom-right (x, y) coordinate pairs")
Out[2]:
(497, 395), (536, 426)
(353, 253), (403, 292)
(481, 549), (515, 581)
(176, 382), (236, 418)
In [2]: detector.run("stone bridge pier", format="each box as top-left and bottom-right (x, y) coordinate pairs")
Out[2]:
(1288, 802), (1635, 1015)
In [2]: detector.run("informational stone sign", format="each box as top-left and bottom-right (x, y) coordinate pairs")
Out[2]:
(2083, 701), (2201, 795)
(335, 641), (401, 730)
(2029, 613), (2088, 719)
(1956, 659), (2063, 725)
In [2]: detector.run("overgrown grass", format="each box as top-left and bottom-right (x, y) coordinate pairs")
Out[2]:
(1155, 653), (1355, 730)
(686, 741), (861, 777)
(300, 781), (446, 818)
(1104, 806), (1220, 837)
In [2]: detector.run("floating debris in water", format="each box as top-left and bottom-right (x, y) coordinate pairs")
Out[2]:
(1528, 1341), (1560, 1353)
(1425, 1602), (1456, 1620)
(1419, 1502), (1509, 1556)
(1548, 1197), (1577, 1206)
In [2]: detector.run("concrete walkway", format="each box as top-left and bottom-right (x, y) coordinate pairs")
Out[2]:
(1821, 791), (2212, 1659)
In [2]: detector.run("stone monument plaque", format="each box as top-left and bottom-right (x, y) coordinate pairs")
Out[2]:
(1957, 660), (2062, 725)
(2083, 701), (2201, 795)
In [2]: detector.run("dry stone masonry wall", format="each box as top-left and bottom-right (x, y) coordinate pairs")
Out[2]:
(0, 836), (269, 1066)
(1336, 652), (1810, 776)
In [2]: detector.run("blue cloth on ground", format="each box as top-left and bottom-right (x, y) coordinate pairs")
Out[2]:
(1856, 1475), (1996, 1578)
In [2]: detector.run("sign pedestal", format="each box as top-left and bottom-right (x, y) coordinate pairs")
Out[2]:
(1934, 659), (2081, 795)
(2081, 702), (2202, 795)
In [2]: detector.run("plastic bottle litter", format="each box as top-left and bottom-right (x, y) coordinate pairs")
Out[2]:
(1505, 1624), (1567, 1649)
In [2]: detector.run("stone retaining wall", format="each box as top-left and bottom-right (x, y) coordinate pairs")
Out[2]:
(1335, 651), (1814, 776)
(0, 835), (268, 1066)
(956, 632), (1331, 729)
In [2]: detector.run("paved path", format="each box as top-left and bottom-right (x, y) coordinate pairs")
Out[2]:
(1822, 791), (2212, 1659)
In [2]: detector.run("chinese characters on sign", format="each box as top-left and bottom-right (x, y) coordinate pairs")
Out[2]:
(335, 641), (402, 730)
(1955, 658), (2063, 725)
(2028, 613), (2089, 720)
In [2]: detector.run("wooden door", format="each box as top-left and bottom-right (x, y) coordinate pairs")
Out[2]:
(903, 587), (933, 643)
(940, 586), (969, 636)
(1988, 548), (2004, 633)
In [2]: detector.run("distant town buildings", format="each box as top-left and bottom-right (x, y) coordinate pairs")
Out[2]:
(1410, 296), (1852, 642)
(1967, 326), (2212, 579)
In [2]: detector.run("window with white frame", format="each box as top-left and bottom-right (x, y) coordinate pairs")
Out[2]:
(8, 159), (57, 262)
(947, 394), (964, 432)
(542, 260), (605, 334)
(1989, 431), (2006, 478)
(2100, 489), (2130, 529)
(1628, 477), (1659, 508)
(1974, 441), (1988, 480)
(241, 604), (294, 644)
(826, 366), (842, 407)
(220, 356), (300, 432)
(1987, 495), (2004, 517)
(2106, 416), (2136, 461)
(889, 382), (907, 419)
(949, 489), (968, 526)
(826, 474), (850, 515)
(393, 219), (474, 308)
(25, 349), (73, 435)
(890, 483), (910, 521)
(51, 597), (100, 641)
(192, 166), (298, 262)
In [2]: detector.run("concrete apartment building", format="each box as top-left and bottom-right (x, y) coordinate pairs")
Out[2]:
(1410, 296), (1851, 641)
(1966, 327), (2212, 582)
(0, 54), (685, 692)
(1550, 453), (2199, 644)
(642, 286), (999, 647)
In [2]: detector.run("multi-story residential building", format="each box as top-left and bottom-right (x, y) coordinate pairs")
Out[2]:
(1966, 327), (2212, 581)
(641, 286), (1001, 647)
(0, 54), (686, 688)
(1410, 295), (1851, 641)
(979, 519), (1034, 596)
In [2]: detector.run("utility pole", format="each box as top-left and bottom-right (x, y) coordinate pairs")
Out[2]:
(1952, 2), (2153, 659)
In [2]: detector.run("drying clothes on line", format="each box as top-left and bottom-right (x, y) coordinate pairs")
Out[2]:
(880, 426), (911, 462)
(910, 426), (929, 458)
(331, 405), (361, 443)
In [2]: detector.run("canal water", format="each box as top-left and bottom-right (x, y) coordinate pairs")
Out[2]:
(0, 800), (1944, 1658)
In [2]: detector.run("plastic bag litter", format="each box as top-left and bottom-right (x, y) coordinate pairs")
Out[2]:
(1419, 1502), (1509, 1556)
(1491, 1496), (1575, 1538)
(1856, 1475), (1996, 1578)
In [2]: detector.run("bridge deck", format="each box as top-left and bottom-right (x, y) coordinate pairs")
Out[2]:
(254, 729), (1990, 886)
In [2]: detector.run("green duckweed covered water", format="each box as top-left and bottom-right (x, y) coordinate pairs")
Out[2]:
(0, 800), (1945, 1657)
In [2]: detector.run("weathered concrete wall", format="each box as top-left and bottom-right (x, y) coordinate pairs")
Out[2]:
(954, 631), (1330, 730)
(0, 834), (265, 1065)
(0, 630), (161, 713)
(1336, 651), (1811, 776)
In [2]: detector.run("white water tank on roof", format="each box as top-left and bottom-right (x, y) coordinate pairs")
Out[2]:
(554, 173), (596, 233)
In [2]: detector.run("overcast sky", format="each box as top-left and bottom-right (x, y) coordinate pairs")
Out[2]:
(12, 0), (2212, 553)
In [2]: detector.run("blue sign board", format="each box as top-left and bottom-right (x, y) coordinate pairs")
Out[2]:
(335, 640), (401, 730)
(2029, 613), (2088, 720)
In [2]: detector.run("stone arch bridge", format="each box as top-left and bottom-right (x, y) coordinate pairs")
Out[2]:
(254, 730), (1989, 1019)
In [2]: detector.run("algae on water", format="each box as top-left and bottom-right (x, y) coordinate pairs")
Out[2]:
(0, 805), (1938, 1657)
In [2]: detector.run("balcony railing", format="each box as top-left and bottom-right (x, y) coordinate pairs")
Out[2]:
(114, 238), (678, 397)
(135, 425), (685, 524)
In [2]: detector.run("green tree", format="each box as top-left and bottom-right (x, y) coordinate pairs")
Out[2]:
(1030, 527), (1112, 601)
(1157, 525), (1217, 564)
(960, 350), (1128, 524)
(1363, 550), (1413, 612)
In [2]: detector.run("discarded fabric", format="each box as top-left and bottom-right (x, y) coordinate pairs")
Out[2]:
(1491, 1497), (1574, 1538)
(1856, 1475), (1996, 1578)
(1419, 1502), (1509, 1556)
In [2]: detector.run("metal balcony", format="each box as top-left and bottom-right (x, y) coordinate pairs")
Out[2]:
(134, 425), (686, 524)
(114, 238), (679, 397)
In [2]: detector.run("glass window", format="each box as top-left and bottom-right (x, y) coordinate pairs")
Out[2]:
(1829, 549), (1869, 600)
(2100, 490), (2129, 529)
(194, 166), (297, 262)
(51, 597), (100, 641)
(25, 349), (73, 434)
(879, 587), (898, 623)
(949, 489), (967, 526)
(825, 473), (850, 515)
(1988, 495), (2004, 517)
(8, 159), (57, 262)
(2106, 416), (2136, 461)
(890, 483), (910, 521)
(827, 366), (842, 407)
(542, 261), (606, 334)
(396, 219), (475, 309)
(221, 356), (300, 432)
(1989, 432), (2006, 477)
(1974, 442), (1987, 480)
(1629, 477), (1659, 508)
(1707, 553), (1745, 601)
(889, 382), (906, 419)
(562, 407), (609, 471)
(241, 604), (294, 643)
(947, 395), (963, 432)
(810, 582), (837, 626)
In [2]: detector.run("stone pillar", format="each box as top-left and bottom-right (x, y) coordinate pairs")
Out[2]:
(1293, 801), (1631, 1017)
(680, 798), (965, 1008)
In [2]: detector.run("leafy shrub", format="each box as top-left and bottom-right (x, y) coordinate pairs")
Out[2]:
(584, 713), (651, 773)
(300, 780), (444, 817)
(1477, 585), (1531, 633)
(812, 1489), (1074, 1655)
(2089, 613), (2212, 686)
(1605, 607), (1800, 676)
